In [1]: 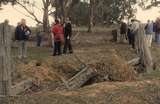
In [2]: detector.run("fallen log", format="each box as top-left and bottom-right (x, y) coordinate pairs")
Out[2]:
(127, 57), (140, 66)
(11, 78), (33, 95)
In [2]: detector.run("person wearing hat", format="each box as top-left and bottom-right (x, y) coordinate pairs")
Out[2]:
(63, 18), (73, 54)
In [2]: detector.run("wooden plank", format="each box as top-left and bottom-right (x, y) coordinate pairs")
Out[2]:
(127, 57), (140, 66)
(11, 78), (33, 95)
(63, 66), (97, 90)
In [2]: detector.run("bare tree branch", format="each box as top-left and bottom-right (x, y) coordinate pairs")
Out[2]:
(15, 1), (43, 24)
(13, 7), (42, 24)
(145, 1), (160, 9)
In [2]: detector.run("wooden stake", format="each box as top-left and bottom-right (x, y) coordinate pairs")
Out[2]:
(0, 22), (12, 96)
(137, 24), (153, 73)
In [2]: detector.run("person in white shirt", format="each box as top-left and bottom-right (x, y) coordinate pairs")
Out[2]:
(130, 19), (139, 49)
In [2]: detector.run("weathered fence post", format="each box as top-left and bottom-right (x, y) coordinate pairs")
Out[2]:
(0, 21), (12, 96)
(137, 24), (153, 73)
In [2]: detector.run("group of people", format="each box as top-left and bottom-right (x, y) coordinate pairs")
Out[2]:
(120, 19), (139, 49)
(120, 18), (160, 49)
(15, 18), (73, 59)
(51, 18), (73, 56)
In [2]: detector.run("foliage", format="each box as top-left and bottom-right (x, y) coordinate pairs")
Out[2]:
(51, 0), (80, 22)
(138, 0), (160, 9)
(71, 2), (89, 26)
(71, 0), (137, 26)
(0, 0), (16, 6)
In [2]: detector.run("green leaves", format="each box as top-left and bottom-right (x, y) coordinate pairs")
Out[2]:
(0, 0), (16, 6)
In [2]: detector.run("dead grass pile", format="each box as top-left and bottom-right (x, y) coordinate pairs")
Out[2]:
(90, 50), (138, 82)
(17, 60), (59, 86)
(108, 50), (138, 81)
(47, 56), (82, 79)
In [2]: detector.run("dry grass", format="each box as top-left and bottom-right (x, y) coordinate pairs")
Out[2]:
(16, 60), (59, 86)
(10, 31), (160, 104)
(108, 49), (138, 81)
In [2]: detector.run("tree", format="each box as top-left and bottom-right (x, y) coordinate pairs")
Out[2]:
(139, 0), (160, 9)
(14, 0), (54, 34)
(0, 0), (16, 9)
(51, 0), (80, 23)
(87, 0), (136, 32)
(70, 2), (89, 26)
(67, 0), (137, 27)
(0, 0), (16, 5)
(94, 0), (136, 24)
(88, 0), (94, 32)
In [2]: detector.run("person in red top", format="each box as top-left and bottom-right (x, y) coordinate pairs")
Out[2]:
(51, 19), (64, 56)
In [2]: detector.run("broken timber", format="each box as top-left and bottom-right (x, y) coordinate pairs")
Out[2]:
(11, 78), (33, 95)
(127, 57), (140, 66)
(59, 66), (97, 90)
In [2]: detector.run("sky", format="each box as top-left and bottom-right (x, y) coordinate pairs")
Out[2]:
(0, 1), (160, 27)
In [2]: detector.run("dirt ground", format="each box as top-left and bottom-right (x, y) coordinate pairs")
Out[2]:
(8, 31), (160, 104)
(4, 79), (160, 104)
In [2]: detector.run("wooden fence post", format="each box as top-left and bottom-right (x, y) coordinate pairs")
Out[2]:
(137, 24), (153, 73)
(0, 21), (12, 96)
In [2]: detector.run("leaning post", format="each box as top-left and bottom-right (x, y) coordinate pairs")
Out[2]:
(137, 24), (153, 73)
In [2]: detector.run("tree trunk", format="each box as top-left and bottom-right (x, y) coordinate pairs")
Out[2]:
(59, 0), (65, 23)
(0, 22), (12, 96)
(43, 0), (51, 46)
(43, 6), (49, 33)
(88, 0), (94, 32)
(55, 0), (58, 20)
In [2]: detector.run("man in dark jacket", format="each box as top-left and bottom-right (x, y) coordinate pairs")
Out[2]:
(36, 31), (43, 47)
(120, 21), (127, 43)
(63, 18), (73, 54)
(15, 19), (31, 59)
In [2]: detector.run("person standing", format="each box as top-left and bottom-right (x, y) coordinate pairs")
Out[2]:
(130, 19), (139, 49)
(152, 21), (156, 41)
(120, 21), (127, 43)
(127, 25), (132, 45)
(36, 28), (43, 47)
(145, 20), (153, 47)
(51, 19), (64, 56)
(155, 18), (160, 44)
(15, 19), (31, 59)
(63, 18), (73, 54)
